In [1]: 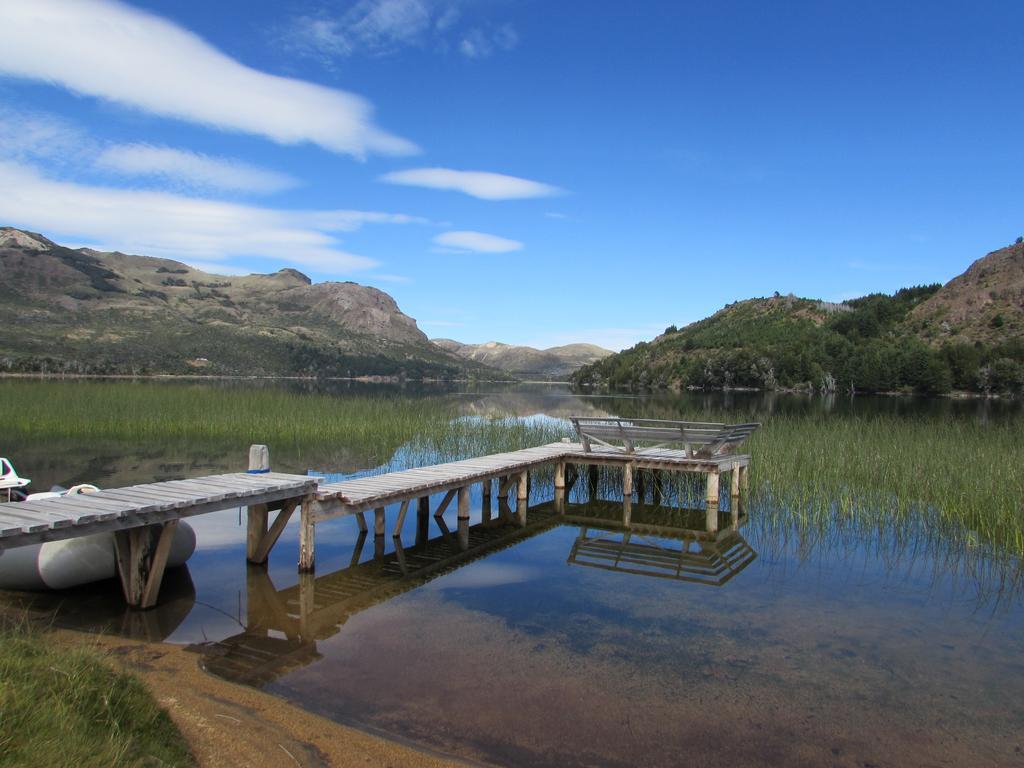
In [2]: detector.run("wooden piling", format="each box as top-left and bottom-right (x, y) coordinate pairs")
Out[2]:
(114, 521), (179, 609)
(245, 445), (270, 563)
(623, 463), (633, 499)
(298, 497), (316, 573)
(416, 496), (430, 545)
(705, 471), (720, 533)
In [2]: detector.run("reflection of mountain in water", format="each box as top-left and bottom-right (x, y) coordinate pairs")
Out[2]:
(193, 498), (755, 687)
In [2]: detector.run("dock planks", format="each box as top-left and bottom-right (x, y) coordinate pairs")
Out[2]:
(0, 472), (319, 550)
(0, 438), (753, 607)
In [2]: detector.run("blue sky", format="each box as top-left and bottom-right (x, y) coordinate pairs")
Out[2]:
(0, 0), (1021, 350)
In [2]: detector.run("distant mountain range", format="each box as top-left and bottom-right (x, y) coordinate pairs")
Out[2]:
(432, 339), (612, 380)
(0, 228), (484, 378)
(574, 239), (1024, 395)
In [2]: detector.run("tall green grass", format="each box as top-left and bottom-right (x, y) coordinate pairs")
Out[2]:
(3, 380), (1020, 588)
(0, 622), (194, 767)
(0, 380), (457, 465)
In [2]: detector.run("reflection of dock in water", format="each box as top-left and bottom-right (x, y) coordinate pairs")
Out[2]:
(563, 500), (756, 586)
(194, 496), (756, 686)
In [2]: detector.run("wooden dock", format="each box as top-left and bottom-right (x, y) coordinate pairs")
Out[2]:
(0, 429), (752, 609)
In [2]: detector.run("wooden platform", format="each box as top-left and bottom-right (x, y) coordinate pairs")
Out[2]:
(0, 472), (318, 609)
(0, 437), (752, 608)
(0, 472), (318, 550)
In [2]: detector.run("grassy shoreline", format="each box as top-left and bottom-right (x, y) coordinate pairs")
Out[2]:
(0, 622), (194, 767)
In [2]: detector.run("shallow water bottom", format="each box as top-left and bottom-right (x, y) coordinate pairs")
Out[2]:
(6, 501), (1024, 767)
(235, 506), (1024, 768)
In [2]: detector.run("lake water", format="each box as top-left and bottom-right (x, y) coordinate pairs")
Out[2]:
(3, 381), (1023, 767)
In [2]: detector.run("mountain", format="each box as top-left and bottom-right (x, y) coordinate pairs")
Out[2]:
(907, 240), (1024, 346)
(0, 227), (487, 379)
(573, 240), (1024, 395)
(432, 339), (613, 380)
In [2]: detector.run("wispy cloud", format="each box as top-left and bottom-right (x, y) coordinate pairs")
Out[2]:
(0, 160), (426, 275)
(0, 110), (300, 198)
(544, 212), (569, 220)
(95, 144), (299, 195)
(283, 0), (518, 61)
(458, 24), (518, 59)
(382, 167), (561, 200)
(433, 230), (523, 253)
(0, 0), (416, 158)
(0, 110), (93, 168)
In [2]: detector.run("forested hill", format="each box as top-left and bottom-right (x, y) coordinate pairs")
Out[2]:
(0, 227), (489, 379)
(573, 239), (1024, 395)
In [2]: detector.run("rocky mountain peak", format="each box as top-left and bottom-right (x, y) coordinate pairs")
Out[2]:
(0, 227), (54, 252)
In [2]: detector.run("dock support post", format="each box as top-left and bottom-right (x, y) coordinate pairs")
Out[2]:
(516, 471), (528, 526)
(623, 463), (633, 499)
(554, 462), (565, 490)
(298, 497), (316, 573)
(245, 445), (270, 563)
(298, 572), (315, 641)
(481, 480), (492, 523)
(517, 471), (529, 501)
(738, 464), (749, 512)
(730, 467), (741, 514)
(416, 497), (430, 545)
(114, 521), (179, 609)
(623, 497), (632, 528)
(705, 471), (720, 533)
(373, 507), (386, 560)
(247, 498), (300, 565)
(457, 486), (470, 550)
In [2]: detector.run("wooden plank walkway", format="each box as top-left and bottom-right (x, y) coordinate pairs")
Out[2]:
(0, 472), (318, 550)
(0, 471), (318, 609)
(313, 442), (747, 515)
(0, 436), (754, 608)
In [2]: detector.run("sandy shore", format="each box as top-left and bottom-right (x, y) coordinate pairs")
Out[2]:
(53, 629), (465, 768)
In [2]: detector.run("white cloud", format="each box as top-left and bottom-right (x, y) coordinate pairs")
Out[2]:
(0, 0), (416, 158)
(0, 111), (298, 197)
(284, 1), (518, 61)
(95, 144), (299, 195)
(288, 0), (432, 58)
(458, 24), (518, 59)
(0, 110), (93, 167)
(369, 273), (412, 284)
(433, 230), (522, 253)
(544, 212), (569, 220)
(0, 160), (425, 275)
(381, 167), (561, 200)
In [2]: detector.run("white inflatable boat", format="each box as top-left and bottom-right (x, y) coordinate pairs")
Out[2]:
(0, 473), (196, 591)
